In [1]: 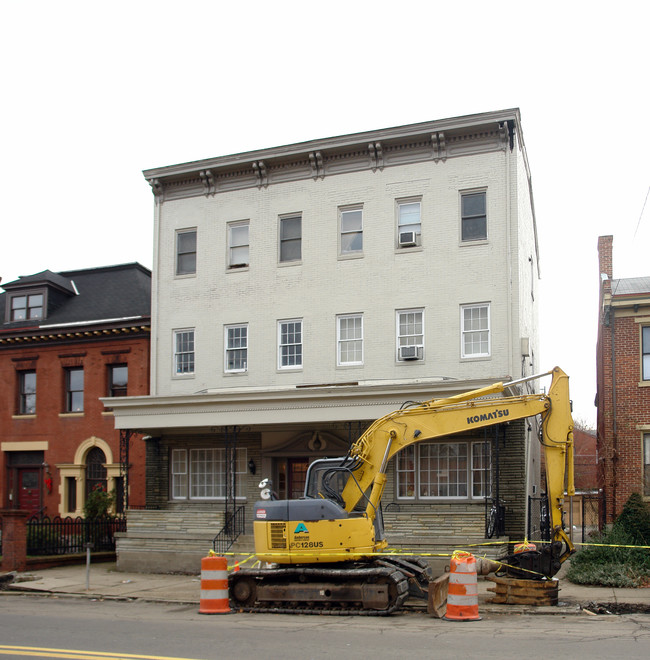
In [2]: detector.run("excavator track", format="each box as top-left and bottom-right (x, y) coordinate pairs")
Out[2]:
(229, 562), (410, 615)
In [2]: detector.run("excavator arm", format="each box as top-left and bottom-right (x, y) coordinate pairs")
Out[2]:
(336, 366), (575, 573)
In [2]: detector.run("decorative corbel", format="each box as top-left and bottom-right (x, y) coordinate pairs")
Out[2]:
(368, 143), (377, 171)
(374, 142), (383, 170)
(432, 132), (447, 163)
(252, 160), (268, 188)
(148, 178), (164, 204)
(199, 169), (216, 196)
(368, 143), (383, 172)
(309, 152), (318, 180)
(309, 151), (324, 180)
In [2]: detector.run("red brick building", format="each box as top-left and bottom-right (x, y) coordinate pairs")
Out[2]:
(573, 428), (598, 491)
(0, 263), (150, 518)
(596, 235), (650, 524)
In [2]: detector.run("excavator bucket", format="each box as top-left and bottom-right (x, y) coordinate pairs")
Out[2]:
(427, 573), (449, 618)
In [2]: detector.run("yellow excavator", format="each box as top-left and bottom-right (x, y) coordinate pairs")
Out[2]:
(230, 367), (575, 614)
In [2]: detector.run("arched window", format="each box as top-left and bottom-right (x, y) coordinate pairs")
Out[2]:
(85, 447), (107, 498)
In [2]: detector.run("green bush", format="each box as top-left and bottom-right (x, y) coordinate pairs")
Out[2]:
(567, 493), (650, 588)
(84, 484), (116, 520)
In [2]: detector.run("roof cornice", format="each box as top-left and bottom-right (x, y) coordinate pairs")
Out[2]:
(143, 109), (522, 204)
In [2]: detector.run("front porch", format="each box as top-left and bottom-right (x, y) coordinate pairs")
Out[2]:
(115, 504), (509, 577)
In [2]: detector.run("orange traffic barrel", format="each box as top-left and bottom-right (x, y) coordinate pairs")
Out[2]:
(514, 540), (537, 553)
(444, 551), (481, 621)
(199, 555), (231, 614)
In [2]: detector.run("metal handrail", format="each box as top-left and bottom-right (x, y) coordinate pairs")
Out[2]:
(212, 506), (246, 555)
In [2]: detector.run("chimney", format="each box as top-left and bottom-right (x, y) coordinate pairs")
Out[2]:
(598, 235), (613, 294)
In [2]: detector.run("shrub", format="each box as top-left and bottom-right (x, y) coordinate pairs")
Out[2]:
(84, 484), (116, 520)
(567, 493), (650, 588)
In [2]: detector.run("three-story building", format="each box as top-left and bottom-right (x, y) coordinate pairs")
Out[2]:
(110, 109), (543, 572)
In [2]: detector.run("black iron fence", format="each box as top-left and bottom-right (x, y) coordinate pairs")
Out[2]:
(528, 491), (604, 544)
(27, 516), (126, 556)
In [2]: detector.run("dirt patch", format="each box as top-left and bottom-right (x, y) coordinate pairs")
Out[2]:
(582, 601), (650, 615)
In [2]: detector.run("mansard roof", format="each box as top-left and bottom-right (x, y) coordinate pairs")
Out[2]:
(0, 263), (151, 338)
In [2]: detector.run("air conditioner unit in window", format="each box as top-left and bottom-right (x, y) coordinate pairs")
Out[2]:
(398, 231), (417, 247)
(399, 345), (422, 361)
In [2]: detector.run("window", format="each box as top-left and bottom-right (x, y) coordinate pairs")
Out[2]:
(228, 221), (249, 268)
(397, 446), (416, 498)
(171, 449), (188, 500)
(397, 441), (491, 500)
(19, 371), (36, 414)
(108, 365), (128, 397)
(171, 448), (247, 500)
(461, 191), (487, 241)
(225, 324), (248, 373)
(174, 329), (195, 375)
(461, 303), (490, 358)
(11, 293), (44, 322)
(65, 367), (84, 412)
(279, 215), (302, 262)
(340, 207), (363, 254)
(397, 199), (421, 247)
(397, 309), (424, 361)
(278, 319), (302, 369)
(644, 434), (650, 497)
(642, 327), (650, 380)
(176, 229), (197, 275)
(337, 314), (363, 366)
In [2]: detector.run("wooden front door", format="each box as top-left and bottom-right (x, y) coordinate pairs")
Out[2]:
(288, 458), (309, 499)
(17, 468), (41, 515)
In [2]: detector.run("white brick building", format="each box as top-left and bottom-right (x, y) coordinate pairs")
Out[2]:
(110, 109), (543, 572)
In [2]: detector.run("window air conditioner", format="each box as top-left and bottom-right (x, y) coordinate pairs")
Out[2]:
(399, 345), (422, 361)
(398, 231), (417, 247)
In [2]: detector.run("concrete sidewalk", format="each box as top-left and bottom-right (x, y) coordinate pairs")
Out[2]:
(3, 562), (650, 615)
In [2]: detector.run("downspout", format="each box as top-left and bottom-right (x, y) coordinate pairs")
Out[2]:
(504, 128), (513, 378)
(610, 310), (617, 522)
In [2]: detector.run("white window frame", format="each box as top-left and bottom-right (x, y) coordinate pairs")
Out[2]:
(461, 303), (490, 358)
(176, 228), (197, 276)
(339, 205), (363, 255)
(225, 324), (248, 373)
(337, 314), (363, 366)
(171, 448), (247, 500)
(460, 190), (487, 242)
(642, 326), (650, 381)
(396, 308), (424, 361)
(279, 214), (302, 263)
(278, 319), (303, 370)
(228, 221), (249, 268)
(397, 198), (422, 248)
(396, 441), (491, 501)
(173, 328), (195, 376)
(171, 449), (188, 500)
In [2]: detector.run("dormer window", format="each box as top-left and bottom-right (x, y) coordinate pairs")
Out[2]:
(11, 293), (44, 321)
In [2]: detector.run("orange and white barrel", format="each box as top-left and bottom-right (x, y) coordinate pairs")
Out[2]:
(444, 551), (481, 621)
(199, 555), (231, 614)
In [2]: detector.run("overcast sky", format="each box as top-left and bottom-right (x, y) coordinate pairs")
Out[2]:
(2, 1), (648, 426)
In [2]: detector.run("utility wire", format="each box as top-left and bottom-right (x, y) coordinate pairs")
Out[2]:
(633, 184), (650, 238)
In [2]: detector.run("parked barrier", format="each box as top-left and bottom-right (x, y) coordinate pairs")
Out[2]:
(199, 555), (231, 614)
(444, 551), (481, 621)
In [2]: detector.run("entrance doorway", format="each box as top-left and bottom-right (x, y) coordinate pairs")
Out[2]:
(277, 458), (309, 499)
(17, 468), (41, 515)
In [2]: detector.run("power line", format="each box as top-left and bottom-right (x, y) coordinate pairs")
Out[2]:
(633, 184), (650, 238)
